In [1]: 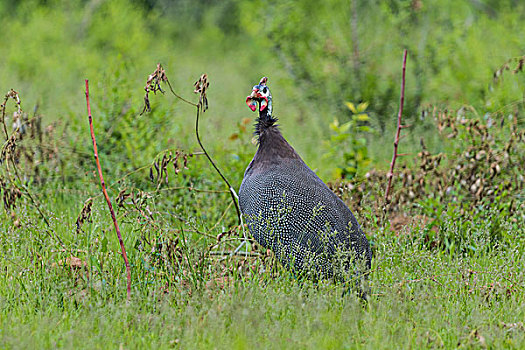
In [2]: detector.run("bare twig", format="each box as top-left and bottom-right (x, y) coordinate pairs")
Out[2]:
(193, 74), (243, 225)
(195, 102), (243, 225)
(157, 186), (228, 194)
(385, 49), (408, 203)
(10, 162), (51, 227)
(85, 79), (131, 300)
(208, 201), (234, 232)
(140, 65), (244, 232)
(165, 78), (197, 107)
(493, 54), (525, 84)
(1, 90), (51, 227)
(1, 89), (21, 139)
(209, 251), (261, 258)
(141, 63), (197, 114)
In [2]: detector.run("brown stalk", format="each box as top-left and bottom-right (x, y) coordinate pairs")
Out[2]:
(141, 65), (243, 229)
(1, 100), (9, 139)
(195, 106), (242, 224)
(1, 90), (51, 228)
(85, 79), (131, 300)
(1, 89), (21, 139)
(191, 74), (245, 253)
(385, 49), (408, 203)
(10, 159), (52, 228)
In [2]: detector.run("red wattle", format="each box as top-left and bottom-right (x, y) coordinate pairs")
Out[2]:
(259, 97), (268, 111)
(246, 96), (258, 111)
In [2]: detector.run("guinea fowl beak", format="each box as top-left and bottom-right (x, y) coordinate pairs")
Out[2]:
(246, 88), (269, 112)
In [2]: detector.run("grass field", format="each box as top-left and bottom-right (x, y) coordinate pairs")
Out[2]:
(1, 199), (523, 348)
(1, 1), (524, 349)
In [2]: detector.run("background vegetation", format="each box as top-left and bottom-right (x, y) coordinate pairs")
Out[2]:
(0, 0), (524, 348)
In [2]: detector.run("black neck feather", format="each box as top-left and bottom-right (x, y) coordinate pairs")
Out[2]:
(251, 115), (301, 163)
(254, 109), (278, 138)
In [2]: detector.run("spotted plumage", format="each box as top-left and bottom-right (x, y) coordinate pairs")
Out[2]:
(239, 77), (372, 296)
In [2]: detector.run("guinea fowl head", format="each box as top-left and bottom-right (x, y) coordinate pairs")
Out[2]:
(246, 76), (272, 115)
(244, 77), (300, 161)
(246, 76), (279, 138)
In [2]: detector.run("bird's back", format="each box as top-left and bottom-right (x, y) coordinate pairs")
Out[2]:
(239, 151), (371, 281)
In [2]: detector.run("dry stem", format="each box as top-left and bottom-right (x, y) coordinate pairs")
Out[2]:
(141, 65), (243, 226)
(85, 79), (131, 300)
(194, 106), (242, 223)
(1, 89), (51, 227)
(385, 49), (408, 203)
(1, 89), (21, 139)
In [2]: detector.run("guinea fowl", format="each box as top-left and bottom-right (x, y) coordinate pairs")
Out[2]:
(239, 77), (372, 297)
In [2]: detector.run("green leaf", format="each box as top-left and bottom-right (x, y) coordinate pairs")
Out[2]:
(345, 166), (357, 174)
(353, 113), (369, 121)
(329, 118), (340, 131)
(333, 134), (348, 142)
(357, 102), (369, 112)
(345, 102), (357, 113)
(339, 121), (352, 133)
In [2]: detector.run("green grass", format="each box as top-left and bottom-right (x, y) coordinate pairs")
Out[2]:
(1, 1), (524, 348)
(1, 195), (523, 349)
